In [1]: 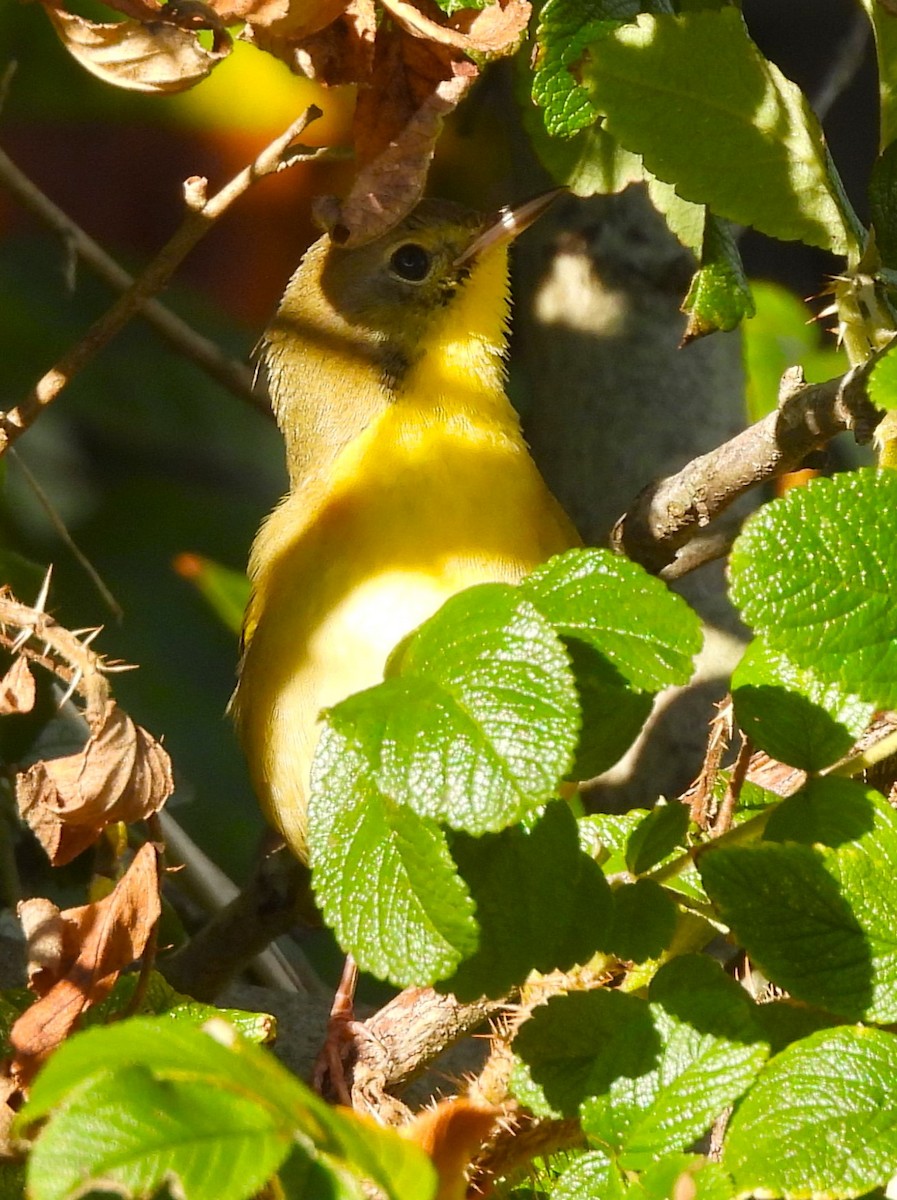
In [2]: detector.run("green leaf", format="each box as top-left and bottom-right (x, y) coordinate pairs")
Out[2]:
(174, 553), (249, 636)
(600, 878), (677, 963)
(552, 1150), (627, 1200)
(730, 469), (897, 709)
(521, 549), (700, 778)
(27, 1065), (293, 1200)
(531, 0), (637, 138)
(580, 809), (648, 873)
(700, 778), (897, 1021)
(869, 336), (897, 410)
(521, 549), (702, 692)
(366, 583), (580, 831)
(580, 957), (768, 1168)
(742, 281), (848, 423)
(625, 802), (690, 875)
(445, 800), (613, 999)
(512, 957), (767, 1158)
(21, 1018), (436, 1200)
(682, 214), (754, 339)
(859, 0), (897, 150)
(581, 10), (862, 256)
(632, 1156), (735, 1200)
(725, 1026), (897, 1198)
(309, 731), (477, 985)
(731, 638), (874, 771)
(524, 112), (646, 196)
(511, 988), (657, 1119)
(87, 971), (275, 1044)
(645, 175), (706, 253)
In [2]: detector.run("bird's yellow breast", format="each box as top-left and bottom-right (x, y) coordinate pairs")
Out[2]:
(235, 396), (578, 859)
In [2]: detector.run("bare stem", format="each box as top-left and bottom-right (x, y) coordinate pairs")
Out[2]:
(0, 106), (323, 455)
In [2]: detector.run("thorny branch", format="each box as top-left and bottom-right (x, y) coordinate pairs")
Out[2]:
(612, 357), (887, 575)
(0, 105), (324, 455)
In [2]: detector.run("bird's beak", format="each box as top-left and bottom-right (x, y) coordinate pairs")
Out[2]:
(454, 188), (566, 268)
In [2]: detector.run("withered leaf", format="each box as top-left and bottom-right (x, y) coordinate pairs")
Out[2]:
(43, 5), (232, 94)
(11, 843), (161, 1082)
(16, 700), (174, 867)
(258, 0), (376, 85)
(0, 657), (36, 716)
(216, 0), (347, 38)
(379, 0), (530, 57)
(323, 27), (476, 243)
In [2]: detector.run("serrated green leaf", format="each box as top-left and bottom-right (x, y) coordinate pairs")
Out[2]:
(551, 1149), (626, 1200)
(859, 0), (897, 150)
(645, 174), (706, 253)
(580, 956), (768, 1168)
(563, 639), (653, 778)
(632, 1155), (735, 1200)
(580, 810), (648, 873)
(869, 336), (897, 410)
(700, 778), (897, 1021)
(743, 281), (848, 423)
(369, 583), (580, 831)
(601, 878), (677, 963)
(729, 469), (897, 709)
(732, 638), (874, 771)
(581, 10), (862, 256)
(27, 1065), (292, 1200)
(21, 1018), (436, 1200)
(513, 957), (766, 1156)
(511, 989), (656, 1118)
(752, 1000), (839, 1058)
(682, 214), (754, 339)
(87, 971), (275, 1043)
(625, 803), (690, 875)
(445, 800), (612, 999)
(531, 0), (638, 138)
(309, 730), (477, 985)
(524, 110), (646, 196)
(725, 1026), (897, 1198)
(521, 549), (702, 692)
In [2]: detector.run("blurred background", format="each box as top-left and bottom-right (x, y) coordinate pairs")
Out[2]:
(0, 0), (874, 885)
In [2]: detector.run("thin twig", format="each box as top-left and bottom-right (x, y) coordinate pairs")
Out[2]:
(8, 448), (123, 620)
(612, 359), (886, 574)
(0, 144), (262, 411)
(0, 105), (323, 455)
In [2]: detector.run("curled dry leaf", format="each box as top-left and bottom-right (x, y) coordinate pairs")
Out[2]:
(214, 0), (347, 39)
(43, 4), (231, 94)
(251, 0), (377, 86)
(0, 657), (36, 716)
(16, 700), (174, 867)
(318, 28), (477, 243)
(379, 0), (530, 55)
(11, 843), (161, 1082)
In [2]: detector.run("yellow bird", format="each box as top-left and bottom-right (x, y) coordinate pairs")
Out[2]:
(232, 193), (580, 865)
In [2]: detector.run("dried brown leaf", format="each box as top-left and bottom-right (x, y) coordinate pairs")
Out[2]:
(0, 657), (36, 716)
(43, 5), (231, 94)
(379, 0), (530, 56)
(216, 0), (347, 37)
(16, 701), (174, 866)
(255, 0), (375, 84)
(320, 27), (475, 243)
(11, 844), (161, 1081)
(18, 898), (66, 998)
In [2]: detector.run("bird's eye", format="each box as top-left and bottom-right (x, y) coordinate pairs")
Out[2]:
(389, 243), (432, 283)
